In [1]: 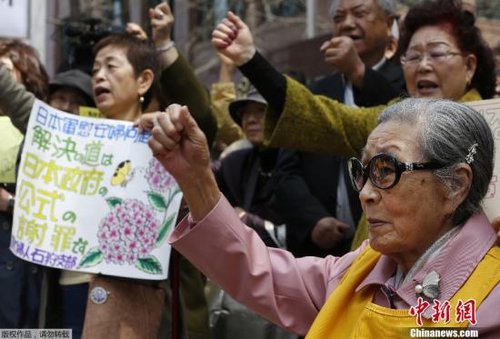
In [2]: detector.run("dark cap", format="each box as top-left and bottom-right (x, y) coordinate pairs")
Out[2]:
(228, 87), (267, 125)
(49, 69), (94, 106)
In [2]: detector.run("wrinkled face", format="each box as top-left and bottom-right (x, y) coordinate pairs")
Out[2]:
(0, 56), (22, 84)
(331, 0), (391, 65)
(92, 45), (141, 120)
(240, 102), (266, 145)
(49, 88), (87, 115)
(403, 25), (476, 101)
(360, 121), (454, 266)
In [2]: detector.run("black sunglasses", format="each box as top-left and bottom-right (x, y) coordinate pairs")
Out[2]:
(347, 153), (445, 192)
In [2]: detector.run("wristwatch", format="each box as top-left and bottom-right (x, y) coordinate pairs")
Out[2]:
(6, 195), (14, 214)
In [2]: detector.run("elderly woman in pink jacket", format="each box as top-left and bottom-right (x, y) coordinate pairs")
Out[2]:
(137, 97), (499, 338)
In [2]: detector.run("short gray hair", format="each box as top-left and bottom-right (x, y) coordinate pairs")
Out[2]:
(329, 0), (398, 19)
(378, 98), (495, 226)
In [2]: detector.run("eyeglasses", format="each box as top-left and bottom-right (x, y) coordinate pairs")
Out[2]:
(400, 43), (462, 66)
(347, 154), (445, 192)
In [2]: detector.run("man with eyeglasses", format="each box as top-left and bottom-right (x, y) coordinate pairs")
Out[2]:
(274, 0), (406, 258)
(316, 0), (405, 105)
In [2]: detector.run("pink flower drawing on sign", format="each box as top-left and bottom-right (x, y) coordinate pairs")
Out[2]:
(77, 157), (181, 275)
(146, 158), (176, 192)
(97, 199), (159, 265)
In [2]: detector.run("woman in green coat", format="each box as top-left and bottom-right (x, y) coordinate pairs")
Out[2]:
(211, 0), (498, 247)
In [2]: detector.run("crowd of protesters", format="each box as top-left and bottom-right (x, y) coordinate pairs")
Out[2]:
(0, 0), (499, 338)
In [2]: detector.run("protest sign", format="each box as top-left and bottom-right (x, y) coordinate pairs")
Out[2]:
(79, 106), (104, 119)
(11, 100), (182, 280)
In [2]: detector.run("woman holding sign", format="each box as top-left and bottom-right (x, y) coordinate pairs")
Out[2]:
(73, 4), (215, 339)
(0, 3), (216, 338)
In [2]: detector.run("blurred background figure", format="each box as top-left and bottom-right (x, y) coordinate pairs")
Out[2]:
(385, 18), (400, 60)
(274, 0), (403, 260)
(462, 0), (477, 17)
(48, 69), (94, 114)
(216, 87), (285, 249)
(0, 38), (48, 329)
(209, 86), (294, 339)
(210, 51), (245, 158)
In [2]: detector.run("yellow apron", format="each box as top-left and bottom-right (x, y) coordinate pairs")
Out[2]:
(306, 246), (500, 338)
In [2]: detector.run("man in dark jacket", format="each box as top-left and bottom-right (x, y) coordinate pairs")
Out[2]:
(274, 0), (405, 258)
(213, 88), (285, 248)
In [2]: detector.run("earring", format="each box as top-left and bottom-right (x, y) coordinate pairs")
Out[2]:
(139, 95), (144, 104)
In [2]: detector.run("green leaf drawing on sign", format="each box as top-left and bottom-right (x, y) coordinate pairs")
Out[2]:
(135, 256), (163, 275)
(165, 187), (181, 208)
(106, 197), (123, 209)
(77, 247), (104, 268)
(156, 213), (176, 247)
(148, 192), (166, 210)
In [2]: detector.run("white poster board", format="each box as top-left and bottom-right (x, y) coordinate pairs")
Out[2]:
(467, 98), (500, 222)
(11, 100), (182, 280)
(0, 0), (29, 38)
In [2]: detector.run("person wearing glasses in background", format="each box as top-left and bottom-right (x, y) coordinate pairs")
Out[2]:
(137, 97), (499, 338)
(273, 0), (403, 260)
(210, 0), (500, 247)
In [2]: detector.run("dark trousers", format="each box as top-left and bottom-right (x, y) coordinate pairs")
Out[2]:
(59, 283), (88, 339)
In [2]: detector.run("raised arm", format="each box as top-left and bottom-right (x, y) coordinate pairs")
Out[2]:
(139, 105), (369, 335)
(212, 12), (385, 156)
(211, 52), (244, 148)
(320, 36), (366, 89)
(159, 54), (218, 146)
(212, 12), (287, 116)
(151, 2), (217, 145)
(146, 105), (220, 220)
